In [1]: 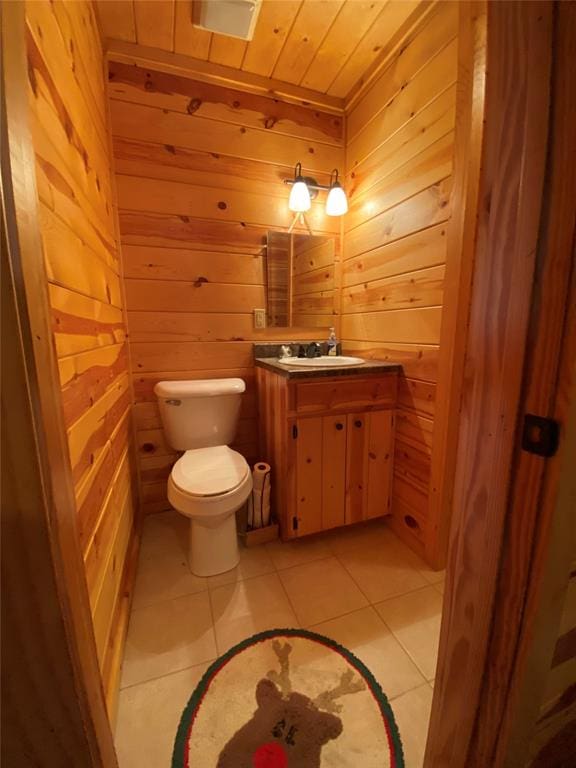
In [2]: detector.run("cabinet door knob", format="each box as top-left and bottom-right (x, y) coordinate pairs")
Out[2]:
(335, 422), (343, 431)
(354, 419), (363, 428)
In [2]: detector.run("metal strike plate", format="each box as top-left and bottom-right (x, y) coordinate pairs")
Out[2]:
(166, 399), (182, 406)
(521, 414), (559, 458)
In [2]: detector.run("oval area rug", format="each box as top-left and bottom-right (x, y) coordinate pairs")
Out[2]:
(172, 628), (404, 768)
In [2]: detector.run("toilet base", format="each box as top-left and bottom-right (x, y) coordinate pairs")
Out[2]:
(188, 513), (240, 577)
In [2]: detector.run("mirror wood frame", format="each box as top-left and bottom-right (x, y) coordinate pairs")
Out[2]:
(266, 230), (337, 330)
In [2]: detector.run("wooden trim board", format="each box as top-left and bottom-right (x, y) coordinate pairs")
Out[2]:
(1, 2), (117, 764)
(105, 39), (345, 114)
(101, 526), (141, 725)
(424, 2), (576, 764)
(474, 3), (576, 760)
(426, 1), (486, 567)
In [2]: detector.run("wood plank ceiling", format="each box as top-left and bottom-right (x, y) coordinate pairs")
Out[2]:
(96, 0), (425, 100)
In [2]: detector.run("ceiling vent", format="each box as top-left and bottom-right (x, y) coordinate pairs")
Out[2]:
(193, 0), (262, 42)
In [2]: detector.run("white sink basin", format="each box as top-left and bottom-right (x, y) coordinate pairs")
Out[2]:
(277, 356), (366, 368)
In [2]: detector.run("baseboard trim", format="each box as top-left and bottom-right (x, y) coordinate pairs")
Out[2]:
(101, 525), (141, 726)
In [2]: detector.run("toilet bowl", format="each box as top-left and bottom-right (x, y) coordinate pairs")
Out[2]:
(167, 445), (252, 577)
(154, 377), (251, 577)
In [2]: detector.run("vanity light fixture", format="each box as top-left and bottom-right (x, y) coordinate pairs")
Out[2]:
(326, 169), (349, 216)
(288, 162), (312, 213)
(284, 162), (348, 218)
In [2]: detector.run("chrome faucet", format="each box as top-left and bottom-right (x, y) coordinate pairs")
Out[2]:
(305, 342), (322, 359)
(279, 344), (293, 359)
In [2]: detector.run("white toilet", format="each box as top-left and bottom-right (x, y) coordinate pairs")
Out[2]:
(154, 378), (253, 577)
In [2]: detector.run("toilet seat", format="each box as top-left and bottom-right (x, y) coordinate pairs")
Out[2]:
(168, 446), (252, 523)
(171, 446), (249, 497)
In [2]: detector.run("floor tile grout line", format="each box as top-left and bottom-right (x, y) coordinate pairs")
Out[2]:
(132, 553), (278, 610)
(270, 552), (337, 576)
(325, 521), (447, 581)
(302, 602), (426, 677)
(372, 582), (447, 609)
(119, 656), (218, 694)
(331, 548), (375, 604)
(206, 577), (221, 657)
(305, 605), (430, 689)
(129, 521), (441, 696)
(137, 549), (439, 598)
(332, 546), (444, 607)
(130, 554), (440, 631)
(274, 567), (305, 629)
(388, 679), (434, 703)
(118, 634), (429, 704)
(119, 528), (440, 762)
(138, 523), (443, 605)
(299, 604), (373, 631)
(274, 553), (380, 627)
(118, 613), (432, 699)
(375, 612), (440, 682)
(305, 602), (383, 631)
(130, 586), (210, 614)
(208, 569), (303, 652)
(136, 549), (355, 607)
(265, 545), (335, 574)
(206, 563), (279, 592)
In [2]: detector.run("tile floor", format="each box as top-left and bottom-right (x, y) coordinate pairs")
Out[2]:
(115, 511), (445, 767)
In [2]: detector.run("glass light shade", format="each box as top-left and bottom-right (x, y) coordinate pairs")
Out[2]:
(288, 180), (311, 212)
(325, 183), (348, 216)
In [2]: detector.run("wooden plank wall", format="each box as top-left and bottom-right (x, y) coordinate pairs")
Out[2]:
(342, 2), (458, 559)
(107, 62), (344, 513)
(24, 0), (136, 688)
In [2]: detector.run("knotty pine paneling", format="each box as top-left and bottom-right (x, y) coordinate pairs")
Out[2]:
(108, 64), (344, 512)
(108, 61), (344, 144)
(110, 99), (343, 176)
(25, 0), (136, 692)
(342, 2), (457, 562)
(98, 1), (430, 101)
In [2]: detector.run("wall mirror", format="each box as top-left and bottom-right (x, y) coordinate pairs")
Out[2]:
(266, 231), (336, 328)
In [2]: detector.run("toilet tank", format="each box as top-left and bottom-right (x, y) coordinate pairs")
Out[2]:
(154, 378), (245, 451)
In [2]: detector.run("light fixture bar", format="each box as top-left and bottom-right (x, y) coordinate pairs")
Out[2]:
(285, 162), (348, 218)
(283, 179), (333, 192)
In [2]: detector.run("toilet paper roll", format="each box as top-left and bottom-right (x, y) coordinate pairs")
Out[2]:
(249, 462), (271, 529)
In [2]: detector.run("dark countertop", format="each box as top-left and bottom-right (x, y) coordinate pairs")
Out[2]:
(254, 357), (401, 379)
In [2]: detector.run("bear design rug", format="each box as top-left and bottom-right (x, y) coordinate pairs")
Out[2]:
(172, 628), (404, 768)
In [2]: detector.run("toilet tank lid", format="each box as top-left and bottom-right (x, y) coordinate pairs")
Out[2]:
(154, 378), (246, 398)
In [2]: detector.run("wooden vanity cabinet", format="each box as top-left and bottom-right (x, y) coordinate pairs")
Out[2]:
(256, 368), (397, 539)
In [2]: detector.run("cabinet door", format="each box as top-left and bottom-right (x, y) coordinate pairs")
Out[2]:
(294, 417), (323, 537)
(345, 414), (368, 524)
(366, 410), (394, 519)
(321, 415), (347, 530)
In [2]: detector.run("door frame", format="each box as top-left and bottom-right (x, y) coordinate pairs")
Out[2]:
(426, 1), (576, 765)
(1, 2), (118, 765)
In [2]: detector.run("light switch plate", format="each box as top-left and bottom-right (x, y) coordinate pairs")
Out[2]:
(253, 308), (266, 329)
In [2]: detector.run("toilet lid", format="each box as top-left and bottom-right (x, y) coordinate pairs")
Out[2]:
(172, 446), (249, 497)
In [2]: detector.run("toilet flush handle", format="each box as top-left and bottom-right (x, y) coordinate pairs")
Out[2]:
(165, 399), (182, 406)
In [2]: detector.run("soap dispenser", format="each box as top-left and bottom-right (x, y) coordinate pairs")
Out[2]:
(327, 327), (338, 356)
